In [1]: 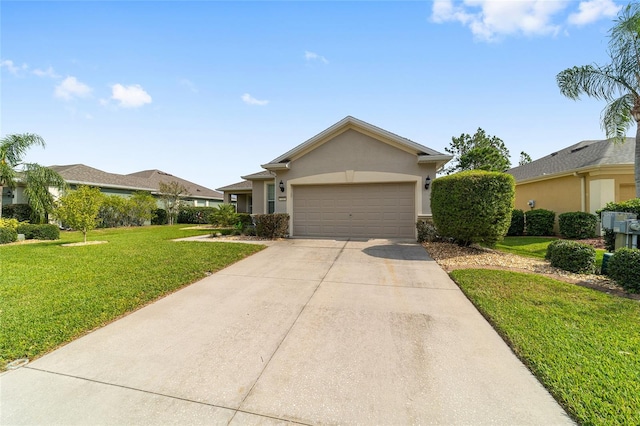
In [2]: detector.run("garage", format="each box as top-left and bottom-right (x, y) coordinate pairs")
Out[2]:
(292, 182), (415, 238)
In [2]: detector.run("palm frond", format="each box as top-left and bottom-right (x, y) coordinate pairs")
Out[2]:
(556, 65), (627, 101)
(22, 164), (67, 223)
(601, 94), (635, 141)
(0, 133), (45, 167)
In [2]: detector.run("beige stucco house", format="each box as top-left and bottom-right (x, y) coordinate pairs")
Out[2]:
(507, 138), (636, 216)
(217, 116), (452, 238)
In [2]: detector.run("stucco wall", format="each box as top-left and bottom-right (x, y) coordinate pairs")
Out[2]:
(514, 175), (582, 214)
(273, 129), (435, 216)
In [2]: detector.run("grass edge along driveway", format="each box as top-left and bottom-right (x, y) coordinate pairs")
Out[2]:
(451, 268), (640, 426)
(0, 225), (265, 370)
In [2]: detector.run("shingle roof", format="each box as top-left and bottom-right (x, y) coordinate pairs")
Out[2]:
(240, 170), (274, 180)
(127, 169), (223, 199)
(49, 164), (223, 200)
(216, 180), (252, 192)
(507, 138), (635, 182)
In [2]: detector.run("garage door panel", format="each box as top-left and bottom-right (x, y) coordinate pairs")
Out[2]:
(293, 183), (415, 238)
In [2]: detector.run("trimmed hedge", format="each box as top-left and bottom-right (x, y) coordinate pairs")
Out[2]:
(2, 203), (32, 222)
(254, 213), (289, 238)
(558, 211), (597, 239)
(151, 208), (168, 225)
(431, 170), (515, 246)
(607, 248), (640, 292)
(178, 207), (217, 224)
(525, 209), (556, 236)
(545, 240), (596, 274)
(416, 220), (439, 243)
(507, 209), (525, 236)
(16, 224), (60, 240)
(0, 227), (18, 244)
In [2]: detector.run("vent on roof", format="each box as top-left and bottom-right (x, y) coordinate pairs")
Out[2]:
(550, 152), (558, 156)
(570, 146), (588, 153)
(158, 171), (173, 176)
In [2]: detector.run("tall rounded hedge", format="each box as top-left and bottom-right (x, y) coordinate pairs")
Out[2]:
(525, 209), (556, 236)
(558, 211), (597, 239)
(431, 170), (515, 246)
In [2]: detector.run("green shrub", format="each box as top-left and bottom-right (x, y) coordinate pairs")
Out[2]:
(431, 170), (515, 246)
(16, 223), (60, 240)
(597, 198), (640, 217)
(254, 213), (289, 238)
(507, 209), (525, 236)
(0, 218), (21, 230)
(416, 220), (439, 243)
(525, 209), (556, 236)
(558, 211), (597, 239)
(545, 240), (596, 274)
(0, 227), (18, 244)
(151, 208), (167, 225)
(607, 248), (640, 292)
(208, 204), (238, 227)
(603, 229), (616, 252)
(236, 213), (253, 230)
(1, 203), (32, 222)
(178, 207), (217, 224)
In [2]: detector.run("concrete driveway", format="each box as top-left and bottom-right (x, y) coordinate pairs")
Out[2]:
(1, 238), (573, 425)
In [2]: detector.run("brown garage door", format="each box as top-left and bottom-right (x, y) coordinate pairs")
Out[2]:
(293, 183), (415, 238)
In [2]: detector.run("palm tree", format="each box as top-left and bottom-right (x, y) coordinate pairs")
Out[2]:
(0, 133), (66, 222)
(557, 2), (640, 197)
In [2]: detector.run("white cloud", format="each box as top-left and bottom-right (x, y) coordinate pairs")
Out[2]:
(111, 83), (152, 108)
(241, 93), (269, 106)
(33, 66), (60, 79)
(1, 59), (28, 75)
(304, 51), (329, 64)
(179, 78), (198, 93)
(432, 0), (571, 41)
(568, 0), (620, 26)
(55, 76), (93, 100)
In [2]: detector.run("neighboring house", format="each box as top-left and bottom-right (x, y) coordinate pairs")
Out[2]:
(217, 116), (452, 239)
(1, 164), (224, 209)
(507, 138), (636, 216)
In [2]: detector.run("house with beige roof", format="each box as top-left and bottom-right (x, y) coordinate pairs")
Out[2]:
(217, 116), (452, 239)
(2, 164), (223, 209)
(507, 138), (636, 216)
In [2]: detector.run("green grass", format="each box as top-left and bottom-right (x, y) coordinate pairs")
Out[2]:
(452, 269), (640, 426)
(493, 236), (606, 269)
(0, 225), (264, 369)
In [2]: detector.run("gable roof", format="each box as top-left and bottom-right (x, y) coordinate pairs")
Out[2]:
(507, 138), (634, 182)
(127, 169), (223, 199)
(240, 170), (274, 180)
(216, 180), (253, 192)
(49, 164), (223, 199)
(261, 116), (451, 171)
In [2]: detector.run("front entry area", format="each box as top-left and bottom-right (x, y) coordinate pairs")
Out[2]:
(292, 182), (415, 238)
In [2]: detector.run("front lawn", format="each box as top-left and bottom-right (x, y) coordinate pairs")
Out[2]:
(452, 269), (640, 425)
(494, 236), (606, 269)
(0, 225), (264, 369)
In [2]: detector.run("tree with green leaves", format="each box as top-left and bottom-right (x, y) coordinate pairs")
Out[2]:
(444, 128), (514, 175)
(158, 181), (189, 225)
(53, 185), (104, 243)
(557, 2), (640, 197)
(0, 133), (66, 221)
(519, 151), (532, 166)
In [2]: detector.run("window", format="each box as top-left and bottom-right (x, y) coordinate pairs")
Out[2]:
(267, 183), (275, 214)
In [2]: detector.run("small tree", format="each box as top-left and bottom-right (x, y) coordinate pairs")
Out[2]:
(54, 186), (104, 243)
(444, 128), (521, 175)
(158, 181), (189, 225)
(127, 191), (157, 226)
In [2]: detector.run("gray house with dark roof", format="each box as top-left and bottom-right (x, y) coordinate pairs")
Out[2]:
(506, 138), (635, 216)
(1, 164), (223, 210)
(217, 116), (452, 239)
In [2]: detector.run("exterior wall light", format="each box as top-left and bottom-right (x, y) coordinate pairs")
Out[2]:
(279, 180), (285, 193)
(424, 176), (431, 190)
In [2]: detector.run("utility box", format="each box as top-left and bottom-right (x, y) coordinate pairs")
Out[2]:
(601, 211), (637, 230)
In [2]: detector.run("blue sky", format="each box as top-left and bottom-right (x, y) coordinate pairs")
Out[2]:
(1, 0), (627, 191)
